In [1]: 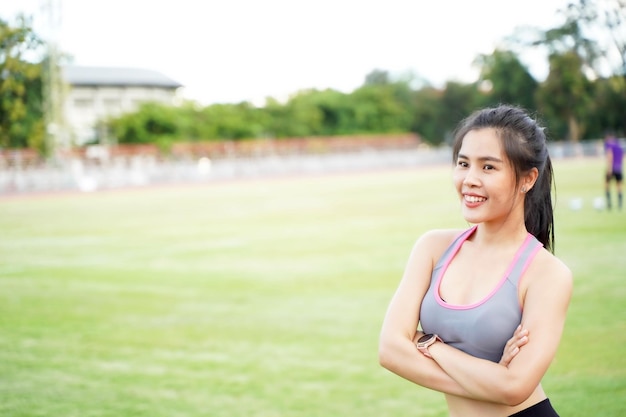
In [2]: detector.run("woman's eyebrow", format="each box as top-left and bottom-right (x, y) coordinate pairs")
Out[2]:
(457, 153), (504, 163)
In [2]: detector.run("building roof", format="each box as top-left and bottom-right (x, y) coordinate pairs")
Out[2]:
(62, 65), (183, 88)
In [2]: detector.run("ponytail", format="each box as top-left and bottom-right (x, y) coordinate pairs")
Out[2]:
(524, 154), (554, 252)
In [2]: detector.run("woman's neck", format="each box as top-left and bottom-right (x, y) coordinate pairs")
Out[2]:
(470, 221), (529, 249)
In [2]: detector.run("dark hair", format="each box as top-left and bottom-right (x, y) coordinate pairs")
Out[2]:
(452, 105), (555, 252)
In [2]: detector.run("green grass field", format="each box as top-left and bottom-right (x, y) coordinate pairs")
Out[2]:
(1, 157), (625, 417)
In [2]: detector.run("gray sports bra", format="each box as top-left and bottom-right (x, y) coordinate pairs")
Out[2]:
(419, 226), (543, 362)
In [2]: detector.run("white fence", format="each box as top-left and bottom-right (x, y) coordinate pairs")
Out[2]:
(0, 141), (605, 195)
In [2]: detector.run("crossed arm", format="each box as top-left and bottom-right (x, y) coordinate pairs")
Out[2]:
(378, 231), (572, 405)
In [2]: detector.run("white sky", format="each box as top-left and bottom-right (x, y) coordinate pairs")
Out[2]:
(2, 0), (571, 105)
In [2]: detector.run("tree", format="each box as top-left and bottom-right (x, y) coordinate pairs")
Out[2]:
(586, 75), (626, 137)
(602, 0), (626, 76)
(476, 49), (538, 110)
(306, 89), (355, 136)
(540, 1), (603, 77)
(553, 0), (626, 78)
(411, 86), (447, 145)
(536, 51), (591, 141)
(351, 82), (414, 134)
(364, 69), (391, 86)
(440, 82), (486, 143)
(264, 92), (323, 138)
(0, 15), (45, 151)
(597, 0), (626, 130)
(109, 102), (179, 145)
(543, 0), (625, 141)
(505, 0), (625, 138)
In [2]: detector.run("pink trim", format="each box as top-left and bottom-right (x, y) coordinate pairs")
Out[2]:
(435, 229), (535, 310)
(433, 225), (476, 308)
(517, 240), (543, 309)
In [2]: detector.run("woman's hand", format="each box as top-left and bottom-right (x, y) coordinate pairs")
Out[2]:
(499, 324), (529, 367)
(412, 326), (528, 367)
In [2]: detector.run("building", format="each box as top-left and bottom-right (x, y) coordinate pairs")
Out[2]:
(62, 65), (183, 145)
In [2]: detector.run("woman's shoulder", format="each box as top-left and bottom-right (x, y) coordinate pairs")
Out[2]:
(419, 228), (468, 242)
(528, 246), (573, 289)
(520, 247), (573, 316)
(413, 228), (469, 256)
(403, 228), (469, 274)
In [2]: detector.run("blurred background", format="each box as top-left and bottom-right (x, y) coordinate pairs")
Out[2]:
(0, 0), (624, 194)
(1, 2), (626, 417)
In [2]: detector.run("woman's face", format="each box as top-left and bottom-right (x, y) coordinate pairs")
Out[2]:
(453, 128), (520, 224)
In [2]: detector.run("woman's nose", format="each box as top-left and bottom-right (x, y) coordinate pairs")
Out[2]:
(462, 170), (480, 187)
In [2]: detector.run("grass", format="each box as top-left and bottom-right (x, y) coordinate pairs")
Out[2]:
(0, 157), (625, 417)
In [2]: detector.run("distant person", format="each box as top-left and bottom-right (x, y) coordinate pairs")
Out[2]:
(379, 105), (572, 416)
(604, 133), (623, 210)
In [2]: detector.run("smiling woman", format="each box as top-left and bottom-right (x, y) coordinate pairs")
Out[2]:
(379, 104), (572, 417)
(452, 128), (526, 228)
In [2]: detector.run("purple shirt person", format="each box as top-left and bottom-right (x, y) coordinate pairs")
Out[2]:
(604, 134), (623, 210)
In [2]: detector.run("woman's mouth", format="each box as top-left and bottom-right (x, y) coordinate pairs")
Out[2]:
(464, 195), (487, 203)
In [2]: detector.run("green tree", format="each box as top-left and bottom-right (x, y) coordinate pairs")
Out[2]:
(110, 102), (179, 145)
(411, 86), (447, 145)
(536, 51), (591, 141)
(599, 0), (626, 76)
(350, 83), (414, 133)
(174, 102), (220, 141)
(304, 89), (354, 135)
(596, 0), (626, 130)
(363, 69), (391, 86)
(264, 93), (323, 138)
(441, 81), (486, 143)
(0, 15), (45, 151)
(476, 49), (538, 110)
(201, 102), (266, 140)
(553, 0), (626, 77)
(586, 75), (626, 137)
(540, 1), (603, 76)
(538, 0), (626, 138)
(410, 82), (484, 146)
(507, 0), (624, 138)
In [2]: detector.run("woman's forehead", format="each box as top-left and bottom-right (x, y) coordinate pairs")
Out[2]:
(459, 128), (504, 156)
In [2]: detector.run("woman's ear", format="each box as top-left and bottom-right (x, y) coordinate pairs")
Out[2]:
(522, 167), (539, 193)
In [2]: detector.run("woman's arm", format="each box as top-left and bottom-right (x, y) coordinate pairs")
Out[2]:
(379, 230), (527, 397)
(414, 325), (528, 367)
(425, 252), (572, 406)
(379, 230), (474, 396)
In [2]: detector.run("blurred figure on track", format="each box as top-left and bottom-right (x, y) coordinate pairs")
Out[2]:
(604, 132), (623, 211)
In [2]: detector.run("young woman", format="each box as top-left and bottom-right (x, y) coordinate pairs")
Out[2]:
(379, 105), (572, 417)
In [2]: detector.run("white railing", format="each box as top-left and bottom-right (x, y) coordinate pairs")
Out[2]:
(0, 141), (605, 195)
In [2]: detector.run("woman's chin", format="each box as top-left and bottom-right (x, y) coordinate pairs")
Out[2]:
(461, 209), (482, 224)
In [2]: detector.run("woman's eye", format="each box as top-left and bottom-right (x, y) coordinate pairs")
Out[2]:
(484, 165), (494, 170)
(457, 161), (468, 167)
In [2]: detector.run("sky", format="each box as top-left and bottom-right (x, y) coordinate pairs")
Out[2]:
(2, 0), (571, 106)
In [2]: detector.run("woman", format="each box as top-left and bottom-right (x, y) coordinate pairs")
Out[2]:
(379, 105), (572, 417)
